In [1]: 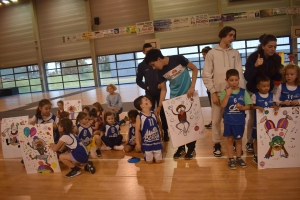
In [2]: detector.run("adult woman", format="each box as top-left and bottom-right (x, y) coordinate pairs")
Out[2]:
(244, 34), (282, 153)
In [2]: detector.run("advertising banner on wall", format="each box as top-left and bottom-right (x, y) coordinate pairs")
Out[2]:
(136, 21), (154, 35)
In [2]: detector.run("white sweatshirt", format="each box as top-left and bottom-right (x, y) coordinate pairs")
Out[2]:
(202, 45), (245, 94)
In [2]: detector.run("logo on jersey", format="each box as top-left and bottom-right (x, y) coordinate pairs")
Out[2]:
(144, 127), (160, 143)
(163, 64), (185, 80)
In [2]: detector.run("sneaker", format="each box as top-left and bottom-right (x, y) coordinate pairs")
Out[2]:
(246, 143), (254, 153)
(96, 148), (102, 157)
(228, 158), (236, 169)
(184, 150), (196, 160)
(65, 167), (81, 178)
(85, 161), (96, 174)
(236, 157), (247, 168)
(100, 146), (112, 151)
(204, 121), (212, 129)
(213, 143), (222, 157)
(114, 145), (124, 150)
(173, 148), (186, 159)
(253, 155), (258, 164)
(233, 141), (244, 155)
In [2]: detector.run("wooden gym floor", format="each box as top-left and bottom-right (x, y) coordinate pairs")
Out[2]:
(0, 81), (299, 200)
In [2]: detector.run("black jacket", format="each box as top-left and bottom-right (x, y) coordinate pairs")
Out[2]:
(244, 51), (282, 93)
(136, 60), (162, 96)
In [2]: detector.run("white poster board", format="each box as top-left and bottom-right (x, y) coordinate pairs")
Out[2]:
(1, 116), (28, 158)
(162, 91), (205, 148)
(257, 107), (300, 169)
(64, 100), (82, 120)
(19, 124), (61, 174)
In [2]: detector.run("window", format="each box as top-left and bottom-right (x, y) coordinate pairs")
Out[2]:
(45, 58), (94, 90)
(0, 65), (41, 93)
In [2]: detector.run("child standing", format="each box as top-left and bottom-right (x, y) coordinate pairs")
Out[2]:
(251, 76), (278, 164)
(274, 64), (300, 106)
(50, 118), (95, 178)
(220, 69), (251, 169)
(30, 99), (60, 143)
(106, 84), (123, 122)
(134, 95), (163, 164)
(75, 112), (94, 154)
(56, 100), (64, 119)
(100, 111), (124, 150)
(124, 109), (139, 153)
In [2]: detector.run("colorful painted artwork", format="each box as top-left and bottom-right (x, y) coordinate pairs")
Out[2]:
(1, 116), (28, 158)
(257, 107), (300, 169)
(64, 100), (82, 120)
(162, 91), (205, 148)
(19, 124), (61, 174)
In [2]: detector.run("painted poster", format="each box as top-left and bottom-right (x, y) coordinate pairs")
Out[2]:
(136, 21), (154, 35)
(1, 116), (28, 158)
(162, 91), (205, 148)
(208, 14), (221, 23)
(64, 100), (82, 120)
(273, 7), (287, 16)
(19, 124), (61, 174)
(171, 16), (190, 30)
(234, 12), (248, 20)
(125, 26), (136, 34)
(221, 13), (235, 22)
(190, 14), (209, 27)
(257, 107), (300, 169)
(247, 10), (260, 18)
(260, 9), (274, 18)
(153, 19), (172, 32)
(287, 7), (300, 15)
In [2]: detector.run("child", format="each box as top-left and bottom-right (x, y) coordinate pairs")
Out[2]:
(83, 106), (91, 114)
(134, 95), (163, 164)
(59, 111), (70, 120)
(251, 76), (278, 164)
(30, 99), (60, 143)
(124, 109), (139, 153)
(106, 84), (123, 122)
(50, 118), (95, 178)
(56, 100), (64, 119)
(100, 111), (124, 150)
(92, 102), (105, 130)
(220, 69), (251, 169)
(75, 112), (94, 154)
(274, 64), (300, 106)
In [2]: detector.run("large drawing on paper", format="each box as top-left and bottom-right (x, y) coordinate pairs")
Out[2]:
(19, 124), (61, 174)
(64, 100), (82, 119)
(1, 116), (28, 158)
(162, 91), (205, 148)
(257, 107), (300, 169)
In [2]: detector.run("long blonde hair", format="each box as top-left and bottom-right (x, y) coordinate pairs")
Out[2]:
(281, 64), (300, 85)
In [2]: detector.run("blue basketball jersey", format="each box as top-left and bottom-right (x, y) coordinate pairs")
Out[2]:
(280, 83), (300, 101)
(253, 92), (274, 129)
(77, 124), (93, 146)
(127, 123), (136, 145)
(139, 111), (162, 152)
(224, 88), (246, 125)
(64, 134), (89, 163)
(102, 123), (120, 137)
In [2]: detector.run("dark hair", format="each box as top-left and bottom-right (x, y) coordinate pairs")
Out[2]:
(83, 106), (90, 112)
(35, 99), (52, 119)
(143, 43), (152, 51)
(134, 95), (152, 111)
(128, 109), (139, 123)
(60, 111), (70, 119)
(226, 69), (239, 79)
(256, 76), (270, 85)
(144, 49), (164, 65)
(104, 111), (115, 123)
(89, 108), (98, 117)
(218, 26), (236, 40)
(201, 46), (212, 54)
(58, 118), (73, 135)
(57, 100), (64, 106)
(259, 34), (277, 46)
(93, 102), (104, 113)
(76, 112), (88, 125)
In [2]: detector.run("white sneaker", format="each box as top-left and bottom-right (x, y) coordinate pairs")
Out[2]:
(114, 145), (124, 150)
(100, 146), (112, 151)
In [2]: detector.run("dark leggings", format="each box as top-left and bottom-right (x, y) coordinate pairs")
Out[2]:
(178, 141), (196, 151)
(101, 135), (123, 149)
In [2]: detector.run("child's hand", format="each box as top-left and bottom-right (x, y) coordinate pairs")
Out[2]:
(49, 143), (55, 149)
(130, 141), (136, 146)
(271, 105), (279, 111)
(236, 103), (243, 110)
(290, 100), (299, 106)
(225, 87), (232, 96)
(257, 106), (264, 113)
(281, 100), (290, 106)
(113, 108), (119, 113)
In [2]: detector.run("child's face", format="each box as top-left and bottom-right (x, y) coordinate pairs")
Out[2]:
(226, 75), (239, 89)
(140, 97), (152, 110)
(80, 116), (89, 125)
(107, 86), (114, 95)
(149, 58), (163, 70)
(257, 80), (270, 94)
(285, 69), (297, 84)
(39, 104), (51, 117)
(57, 103), (63, 110)
(106, 115), (115, 125)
